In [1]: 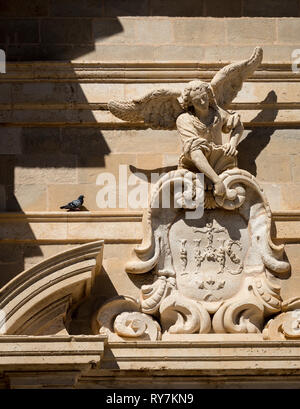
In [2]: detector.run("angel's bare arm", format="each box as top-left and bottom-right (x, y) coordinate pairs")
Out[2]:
(225, 116), (244, 156)
(229, 120), (244, 147)
(220, 110), (244, 156)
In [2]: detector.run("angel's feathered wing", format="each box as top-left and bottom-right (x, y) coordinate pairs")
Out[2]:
(108, 89), (184, 130)
(210, 46), (263, 109)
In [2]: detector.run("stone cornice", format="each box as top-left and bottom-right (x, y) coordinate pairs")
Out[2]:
(100, 339), (300, 374)
(0, 211), (299, 243)
(271, 210), (300, 221)
(2, 62), (299, 83)
(2, 336), (300, 387)
(0, 210), (299, 222)
(0, 211), (143, 223)
(0, 335), (106, 375)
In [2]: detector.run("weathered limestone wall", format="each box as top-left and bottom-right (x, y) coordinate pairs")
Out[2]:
(0, 0), (299, 301)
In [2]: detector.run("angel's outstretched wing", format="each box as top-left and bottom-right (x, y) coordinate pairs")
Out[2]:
(210, 46), (263, 109)
(108, 89), (184, 130)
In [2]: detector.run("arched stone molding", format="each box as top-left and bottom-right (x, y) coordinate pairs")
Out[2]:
(0, 240), (104, 335)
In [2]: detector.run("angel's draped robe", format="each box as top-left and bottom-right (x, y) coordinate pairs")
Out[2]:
(176, 107), (240, 176)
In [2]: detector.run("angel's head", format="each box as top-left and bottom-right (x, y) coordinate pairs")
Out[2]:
(178, 81), (217, 112)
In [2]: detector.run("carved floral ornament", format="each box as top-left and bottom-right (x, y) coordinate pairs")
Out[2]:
(90, 46), (300, 342)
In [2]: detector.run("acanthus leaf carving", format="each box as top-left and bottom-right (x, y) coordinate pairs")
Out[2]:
(140, 275), (175, 315)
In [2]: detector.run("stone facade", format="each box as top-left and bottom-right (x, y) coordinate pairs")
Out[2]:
(0, 0), (300, 389)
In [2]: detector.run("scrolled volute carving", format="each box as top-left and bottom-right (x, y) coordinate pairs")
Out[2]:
(114, 311), (161, 341)
(263, 297), (300, 340)
(159, 291), (211, 334)
(212, 300), (264, 334)
(92, 296), (161, 341)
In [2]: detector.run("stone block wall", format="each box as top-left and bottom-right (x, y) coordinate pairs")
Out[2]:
(0, 0), (299, 295)
(1, 0), (300, 62)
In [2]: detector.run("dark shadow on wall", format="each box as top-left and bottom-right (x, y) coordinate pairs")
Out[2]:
(68, 267), (120, 335)
(69, 266), (156, 335)
(0, 0), (124, 61)
(129, 165), (178, 182)
(2, 128), (111, 212)
(0, 0), (120, 284)
(35, 0), (300, 18)
(79, 0), (300, 18)
(237, 91), (278, 176)
(1, 0), (300, 62)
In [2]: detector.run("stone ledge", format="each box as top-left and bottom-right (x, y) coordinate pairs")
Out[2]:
(0, 335), (106, 367)
(272, 210), (300, 221)
(2, 336), (300, 387)
(0, 211), (299, 243)
(78, 373), (300, 389)
(2, 210), (295, 217)
(0, 211), (143, 223)
(2, 108), (300, 127)
(1, 211), (299, 222)
(2, 62), (299, 82)
(99, 339), (300, 374)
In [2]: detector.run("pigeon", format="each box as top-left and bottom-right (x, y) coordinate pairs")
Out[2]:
(60, 195), (84, 211)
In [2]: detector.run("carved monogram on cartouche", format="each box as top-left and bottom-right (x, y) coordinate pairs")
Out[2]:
(192, 222), (243, 275)
(177, 221), (243, 280)
(179, 239), (188, 273)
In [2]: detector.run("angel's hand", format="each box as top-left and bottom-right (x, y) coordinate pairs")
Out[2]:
(223, 143), (238, 157)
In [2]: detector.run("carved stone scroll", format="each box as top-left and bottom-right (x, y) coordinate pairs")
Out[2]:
(93, 296), (161, 341)
(263, 297), (300, 340)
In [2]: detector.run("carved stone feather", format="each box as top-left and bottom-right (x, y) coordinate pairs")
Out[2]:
(108, 89), (184, 130)
(210, 46), (263, 109)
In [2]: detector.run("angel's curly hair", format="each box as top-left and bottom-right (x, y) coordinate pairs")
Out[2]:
(178, 80), (217, 111)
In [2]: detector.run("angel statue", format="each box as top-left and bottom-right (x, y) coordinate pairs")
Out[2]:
(108, 47), (263, 203)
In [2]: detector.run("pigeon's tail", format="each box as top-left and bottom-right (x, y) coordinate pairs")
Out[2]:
(60, 205), (69, 209)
